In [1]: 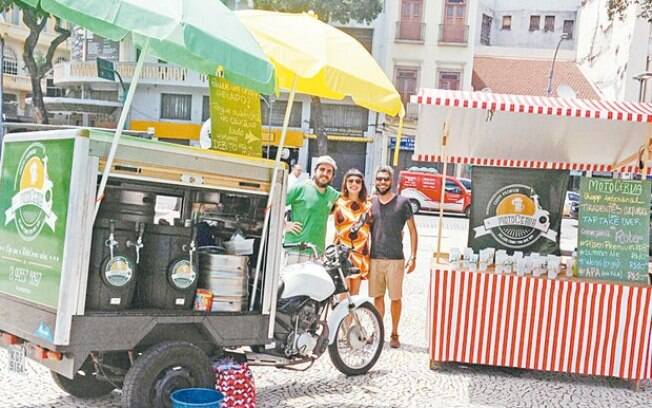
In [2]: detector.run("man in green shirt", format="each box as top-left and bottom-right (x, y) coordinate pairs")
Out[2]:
(285, 155), (339, 262)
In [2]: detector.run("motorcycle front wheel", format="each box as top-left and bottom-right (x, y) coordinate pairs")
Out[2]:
(328, 302), (384, 376)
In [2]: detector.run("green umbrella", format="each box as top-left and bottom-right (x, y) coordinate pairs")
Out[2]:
(19, 0), (275, 94)
(17, 0), (275, 218)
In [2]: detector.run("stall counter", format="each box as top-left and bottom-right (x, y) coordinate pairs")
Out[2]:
(427, 267), (652, 382)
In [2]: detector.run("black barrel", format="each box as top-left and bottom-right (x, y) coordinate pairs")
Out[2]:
(86, 219), (140, 311)
(138, 223), (198, 309)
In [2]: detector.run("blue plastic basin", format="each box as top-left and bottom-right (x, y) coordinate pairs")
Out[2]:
(170, 388), (224, 408)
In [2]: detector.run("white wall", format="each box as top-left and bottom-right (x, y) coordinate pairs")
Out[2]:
(131, 85), (208, 123)
(478, 0), (579, 49)
(576, 0), (650, 101)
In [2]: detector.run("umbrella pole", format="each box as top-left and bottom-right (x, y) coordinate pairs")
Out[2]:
(392, 114), (404, 166)
(250, 75), (298, 312)
(93, 39), (150, 221)
(435, 119), (449, 264)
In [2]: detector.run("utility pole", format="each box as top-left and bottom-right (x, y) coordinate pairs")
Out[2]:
(546, 33), (569, 97)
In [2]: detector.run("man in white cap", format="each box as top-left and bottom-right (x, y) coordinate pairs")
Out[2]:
(284, 155), (339, 263)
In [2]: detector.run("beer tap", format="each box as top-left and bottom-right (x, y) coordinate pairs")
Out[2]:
(127, 223), (145, 264)
(105, 220), (118, 259)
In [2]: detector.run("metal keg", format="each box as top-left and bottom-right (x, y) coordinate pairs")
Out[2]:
(197, 248), (248, 299)
(97, 188), (156, 224)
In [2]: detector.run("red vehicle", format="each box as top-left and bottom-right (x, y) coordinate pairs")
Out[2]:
(398, 167), (472, 216)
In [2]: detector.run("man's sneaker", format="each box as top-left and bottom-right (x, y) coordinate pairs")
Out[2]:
(390, 334), (400, 348)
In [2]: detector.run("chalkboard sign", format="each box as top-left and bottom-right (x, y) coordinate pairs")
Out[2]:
(209, 76), (262, 157)
(578, 177), (651, 283)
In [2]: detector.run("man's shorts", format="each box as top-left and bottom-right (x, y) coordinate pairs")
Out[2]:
(368, 259), (405, 300)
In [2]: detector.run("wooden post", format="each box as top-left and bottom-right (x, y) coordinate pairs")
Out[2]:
(435, 118), (449, 263)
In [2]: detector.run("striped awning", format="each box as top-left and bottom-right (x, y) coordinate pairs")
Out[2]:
(412, 89), (652, 123)
(410, 89), (652, 172)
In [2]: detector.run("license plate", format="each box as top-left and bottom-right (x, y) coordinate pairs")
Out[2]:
(8, 345), (26, 374)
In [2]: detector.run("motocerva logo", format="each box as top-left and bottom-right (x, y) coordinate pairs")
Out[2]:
(474, 184), (557, 248)
(4, 143), (57, 241)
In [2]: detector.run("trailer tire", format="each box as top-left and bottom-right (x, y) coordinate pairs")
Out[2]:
(121, 341), (214, 408)
(51, 359), (116, 399)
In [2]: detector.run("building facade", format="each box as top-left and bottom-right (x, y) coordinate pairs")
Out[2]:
(371, 0), (478, 173)
(1, 6), (70, 123)
(476, 0), (578, 49)
(576, 0), (652, 101)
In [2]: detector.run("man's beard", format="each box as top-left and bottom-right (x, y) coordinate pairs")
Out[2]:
(376, 183), (392, 195)
(314, 176), (331, 188)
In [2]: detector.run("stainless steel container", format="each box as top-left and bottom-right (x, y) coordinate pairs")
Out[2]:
(97, 188), (156, 224)
(211, 295), (247, 312)
(198, 250), (248, 299)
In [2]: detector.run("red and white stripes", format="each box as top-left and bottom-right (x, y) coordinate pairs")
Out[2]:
(412, 89), (652, 123)
(428, 269), (652, 380)
(411, 155), (640, 174)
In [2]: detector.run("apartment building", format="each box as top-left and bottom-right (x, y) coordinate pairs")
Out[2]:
(372, 0), (477, 171)
(1, 6), (69, 123)
(476, 0), (578, 49)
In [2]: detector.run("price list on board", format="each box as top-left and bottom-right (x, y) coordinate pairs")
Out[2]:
(578, 178), (651, 283)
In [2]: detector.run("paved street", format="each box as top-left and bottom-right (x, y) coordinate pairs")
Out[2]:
(1, 215), (652, 407)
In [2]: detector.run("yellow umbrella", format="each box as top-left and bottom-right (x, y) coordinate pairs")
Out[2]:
(238, 10), (405, 311)
(237, 9), (404, 117)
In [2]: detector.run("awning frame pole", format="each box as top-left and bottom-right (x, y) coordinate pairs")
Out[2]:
(250, 74), (298, 312)
(435, 115), (450, 263)
(93, 38), (150, 221)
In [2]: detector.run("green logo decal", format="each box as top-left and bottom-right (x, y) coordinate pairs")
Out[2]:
(4, 143), (57, 241)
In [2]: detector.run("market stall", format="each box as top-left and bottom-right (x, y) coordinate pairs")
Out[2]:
(412, 88), (652, 385)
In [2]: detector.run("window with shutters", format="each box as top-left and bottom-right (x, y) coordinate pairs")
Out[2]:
(160, 93), (192, 121)
(261, 100), (302, 128)
(395, 67), (418, 107)
(529, 15), (540, 32)
(563, 20), (574, 39)
(544, 16), (555, 32)
(437, 71), (461, 90)
(502, 15), (511, 30)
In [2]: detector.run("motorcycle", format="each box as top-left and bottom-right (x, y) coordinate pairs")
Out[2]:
(247, 218), (384, 376)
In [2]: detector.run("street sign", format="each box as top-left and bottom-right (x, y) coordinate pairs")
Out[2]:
(389, 136), (415, 151)
(96, 57), (115, 81)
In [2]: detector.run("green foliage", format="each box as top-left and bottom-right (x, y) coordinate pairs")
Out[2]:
(607, 0), (652, 22)
(252, 0), (383, 24)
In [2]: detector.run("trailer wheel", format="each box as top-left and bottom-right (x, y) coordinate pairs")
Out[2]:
(51, 359), (116, 399)
(121, 341), (214, 408)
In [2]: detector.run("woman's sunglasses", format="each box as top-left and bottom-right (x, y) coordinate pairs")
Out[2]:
(346, 178), (363, 184)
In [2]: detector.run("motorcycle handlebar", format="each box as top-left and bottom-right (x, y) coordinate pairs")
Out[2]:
(282, 241), (319, 258)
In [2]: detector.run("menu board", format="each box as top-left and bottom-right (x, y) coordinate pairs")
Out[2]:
(578, 177), (651, 283)
(209, 76), (262, 157)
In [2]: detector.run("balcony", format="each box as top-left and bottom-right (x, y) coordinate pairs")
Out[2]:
(3, 73), (37, 92)
(395, 21), (426, 43)
(438, 24), (469, 45)
(53, 61), (209, 88)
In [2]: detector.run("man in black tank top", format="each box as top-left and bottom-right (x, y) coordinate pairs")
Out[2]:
(368, 166), (418, 349)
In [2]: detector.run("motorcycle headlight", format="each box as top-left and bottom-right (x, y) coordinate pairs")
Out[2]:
(167, 259), (197, 290)
(102, 256), (134, 288)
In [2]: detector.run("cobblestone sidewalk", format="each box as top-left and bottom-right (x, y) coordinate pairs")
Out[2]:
(1, 216), (651, 407)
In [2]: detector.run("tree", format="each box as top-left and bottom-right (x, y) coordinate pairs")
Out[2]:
(253, 0), (383, 155)
(0, 2), (70, 124)
(607, 0), (652, 22)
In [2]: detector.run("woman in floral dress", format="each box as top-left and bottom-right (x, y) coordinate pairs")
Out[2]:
(333, 168), (371, 296)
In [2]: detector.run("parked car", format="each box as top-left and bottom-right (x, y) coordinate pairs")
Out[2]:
(459, 177), (472, 192)
(398, 168), (472, 216)
(564, 191), (580, 219)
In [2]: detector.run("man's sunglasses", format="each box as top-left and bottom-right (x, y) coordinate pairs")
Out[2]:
(375, 176), (391, 181)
